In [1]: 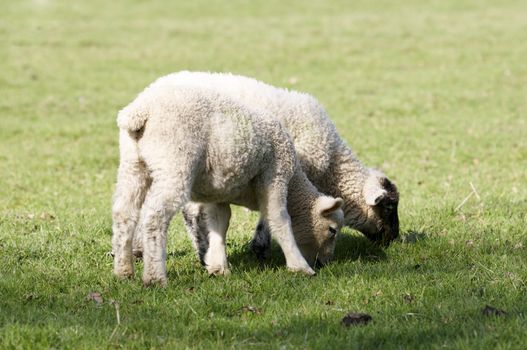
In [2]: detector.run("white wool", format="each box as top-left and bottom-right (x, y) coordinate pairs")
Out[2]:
(155, 71), (399, 243)
(112, 83), (344, 286)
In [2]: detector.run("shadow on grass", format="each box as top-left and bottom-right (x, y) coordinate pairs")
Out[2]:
(130, 228), (429, 278)
(224, 228), (432, 275)
(166, 250), (189, 259)
(224, 230), (396, 274)
(398, 230), (429, 244)
(332, 232), (388, 263)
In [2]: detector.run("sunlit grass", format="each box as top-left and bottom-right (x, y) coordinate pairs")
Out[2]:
(1, 1), (526, 348)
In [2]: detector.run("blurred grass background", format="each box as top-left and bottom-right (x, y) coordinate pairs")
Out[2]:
(1, 1), (526, 348)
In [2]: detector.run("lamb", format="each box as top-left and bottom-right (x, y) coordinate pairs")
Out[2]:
(112, 82), (344, 286)
(153, 71), (399, 261)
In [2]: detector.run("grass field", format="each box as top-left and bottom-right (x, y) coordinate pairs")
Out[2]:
(1, 0), (526, 348)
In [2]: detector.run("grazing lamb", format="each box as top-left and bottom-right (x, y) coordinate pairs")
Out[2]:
(153, 71), (399, 261)
(112, 83), (344, 286)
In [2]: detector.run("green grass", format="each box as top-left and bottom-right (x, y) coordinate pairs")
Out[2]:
(1, 0), (526, 348)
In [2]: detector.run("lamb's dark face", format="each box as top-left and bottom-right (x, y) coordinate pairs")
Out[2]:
(359, 173), (400, 246)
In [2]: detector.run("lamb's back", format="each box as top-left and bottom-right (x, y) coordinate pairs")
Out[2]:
(156, 72), (341, 181)
(133, 83), (288, 205)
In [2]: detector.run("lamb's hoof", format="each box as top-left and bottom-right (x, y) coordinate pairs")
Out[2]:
(207, 265), (231, 276)
(288, 265), (316, 276)
(132, 249), (143, 260)
(142, 274), (167, 287)
(114, 265), (134, 279)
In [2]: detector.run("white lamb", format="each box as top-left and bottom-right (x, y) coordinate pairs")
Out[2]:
(112, 83), (344, 286)
(152, 71), (400, 261)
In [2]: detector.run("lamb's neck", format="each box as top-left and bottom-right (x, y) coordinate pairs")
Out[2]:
(331, 143), (369, 223)
(287, 166), (319, 214)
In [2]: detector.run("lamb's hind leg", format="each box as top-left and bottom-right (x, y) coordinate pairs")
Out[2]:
(139, 173), (190, 286)
(260, 183), (315, 276)
(183, 202), (231, 275)
(112, 158), (150, 279)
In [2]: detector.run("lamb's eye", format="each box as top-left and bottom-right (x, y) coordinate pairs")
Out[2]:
(328, 227), (337, 237)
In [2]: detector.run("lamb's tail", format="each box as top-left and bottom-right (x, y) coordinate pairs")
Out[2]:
(116, 102), (149, 131)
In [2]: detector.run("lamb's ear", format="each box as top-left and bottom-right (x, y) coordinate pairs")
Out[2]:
(363, 169), (390, 206)
(364, 186), (387, 206)
(317, 196), (344, 216)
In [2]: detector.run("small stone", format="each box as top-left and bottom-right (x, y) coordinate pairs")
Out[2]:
(403, 293), (415, 304)
(240, 305), (262, 315)
(86, 292), (103, 306)
(287, 76), (299, 85)
(24, 293), (37, 301)
(39, 212), (55, 220)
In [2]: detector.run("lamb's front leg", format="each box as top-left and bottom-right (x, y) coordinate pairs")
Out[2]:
(260, 185), (315, 276)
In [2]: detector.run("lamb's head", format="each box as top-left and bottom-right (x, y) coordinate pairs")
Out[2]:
(356, 169), (399, 246)
(290, 196), (344, 266)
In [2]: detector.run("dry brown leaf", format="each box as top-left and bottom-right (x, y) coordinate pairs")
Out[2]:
(482, 305), (507, 317)
(341, 312), (372, 327)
